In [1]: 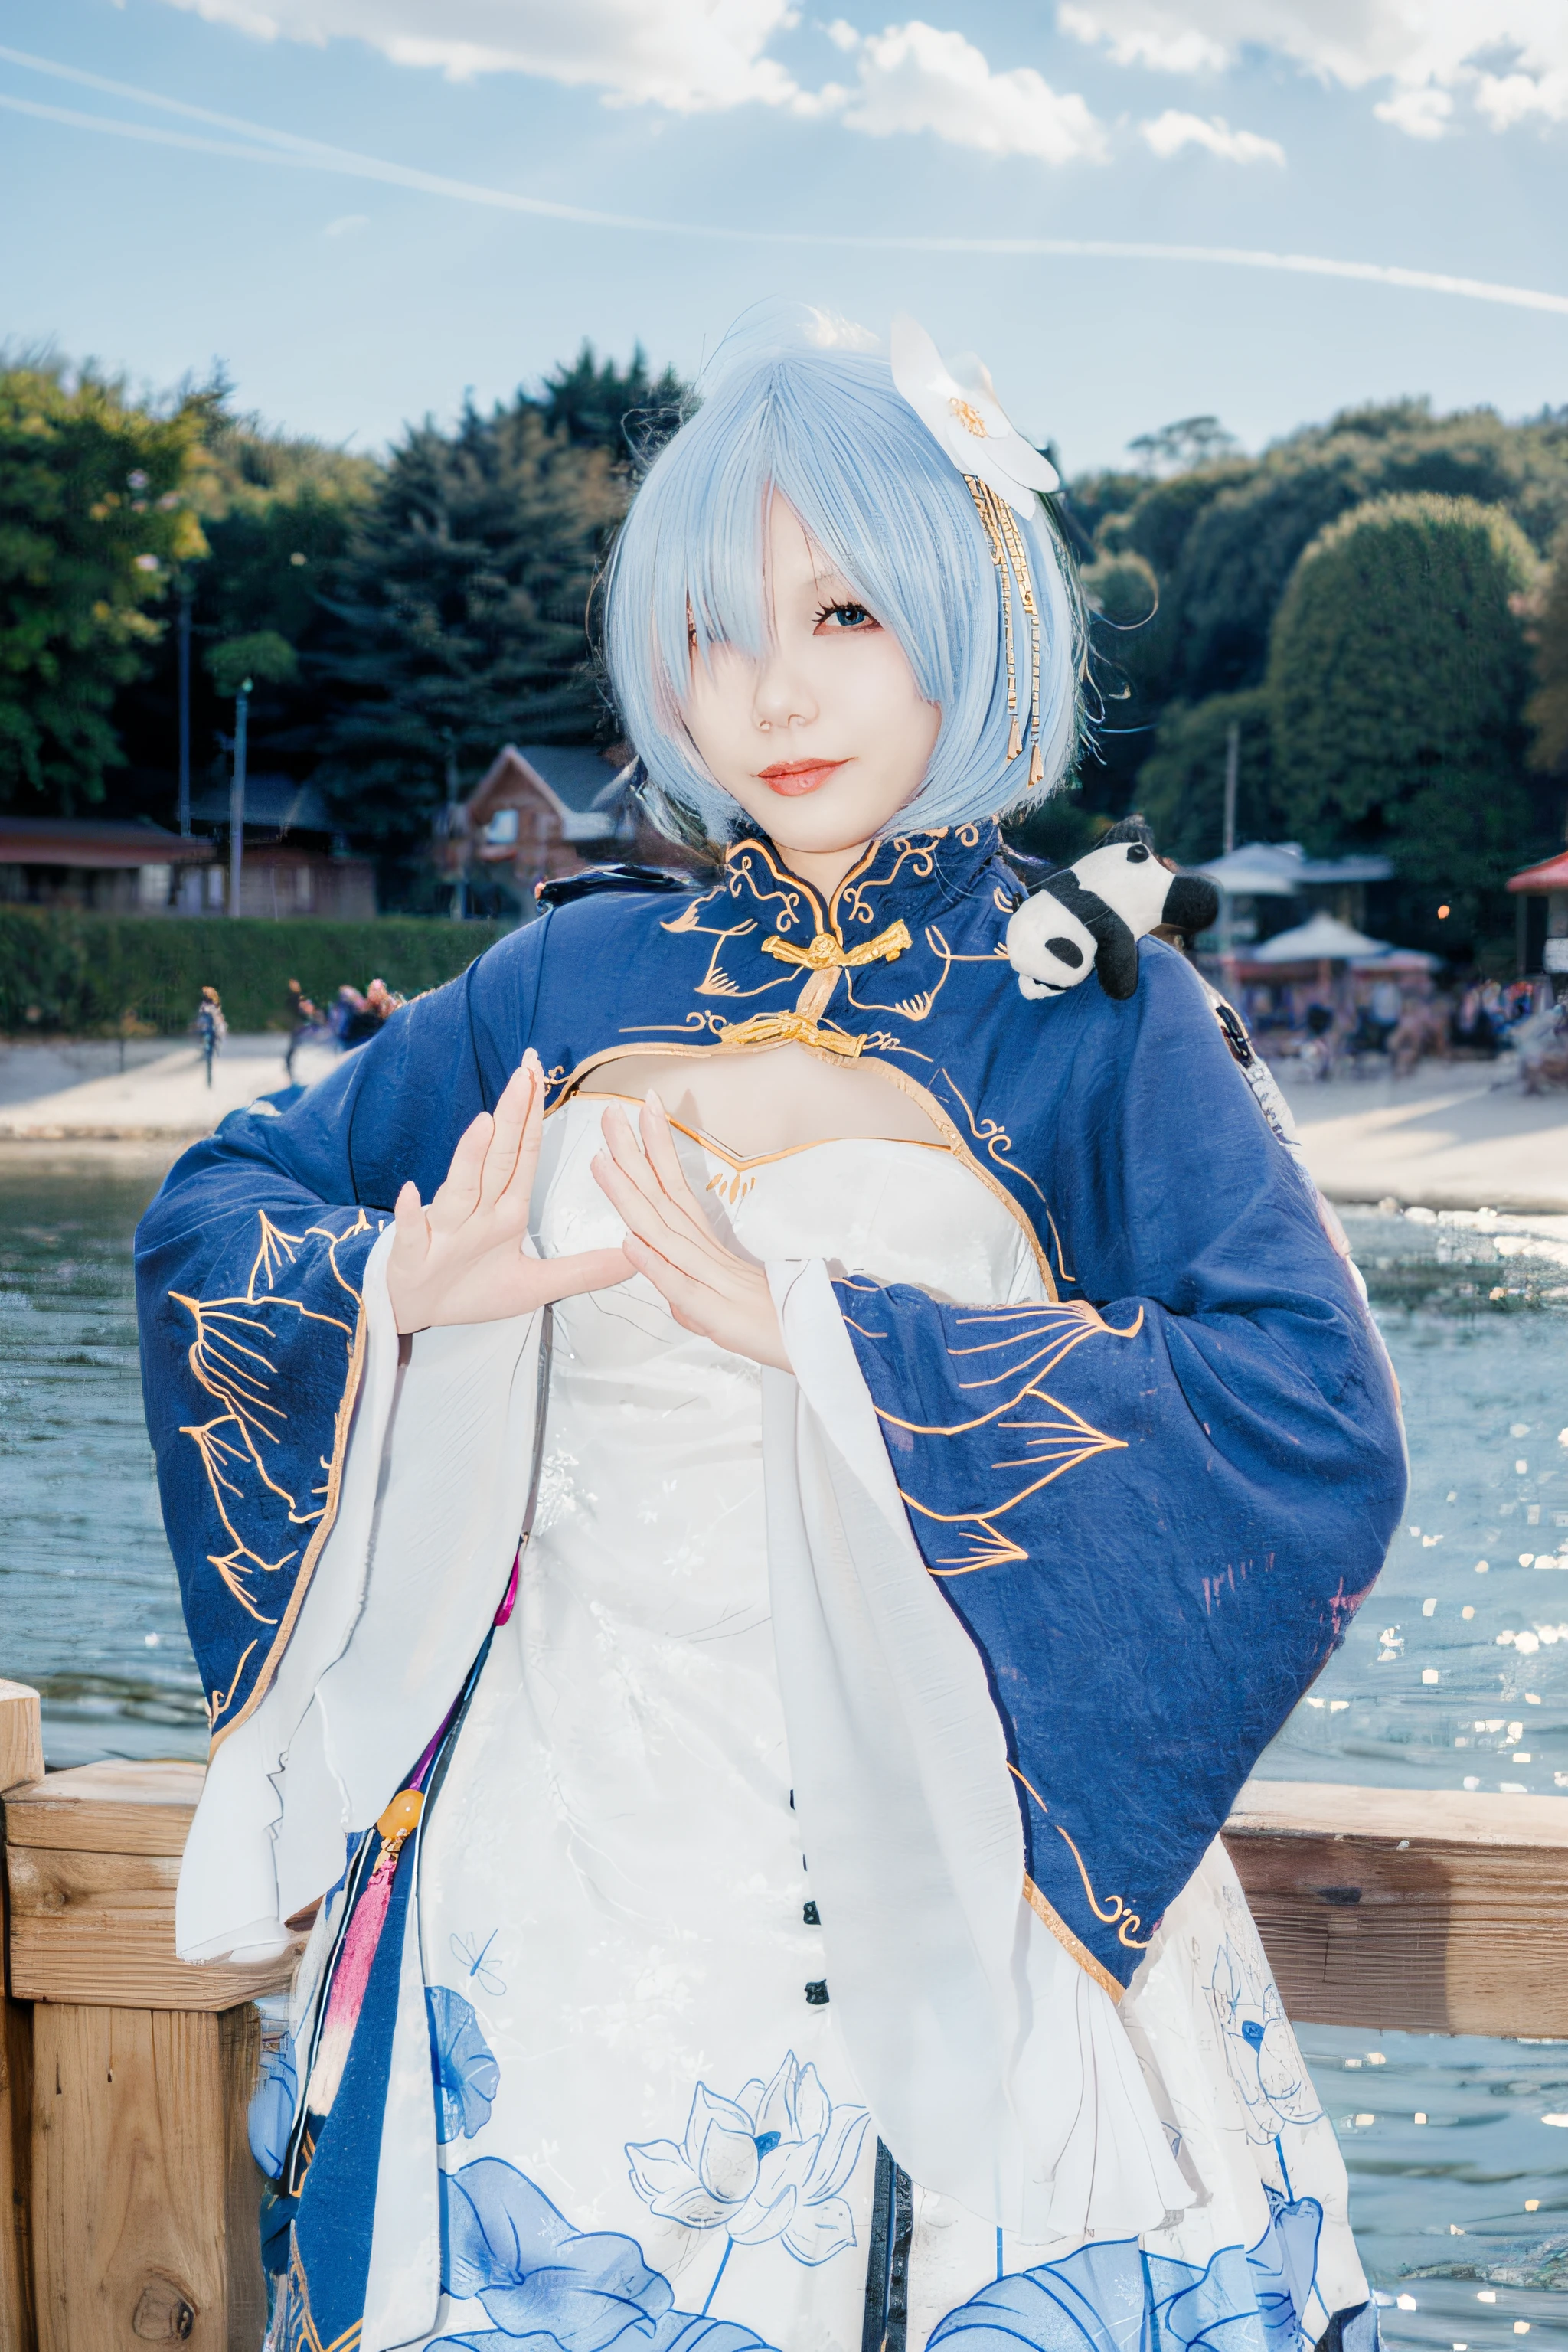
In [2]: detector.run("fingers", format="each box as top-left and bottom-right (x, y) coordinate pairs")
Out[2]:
(638, 1091), (699, 1210)
(478, 1056), (538, 1213)
(534, 1245), (635, 1305)
(596, 1101), (719, 1261)
(428, 1109), (495, 1230)
(499, 1050), (547, 1211)
(593, 1135), (717, 1286)
(390, 1180), (427, 1257)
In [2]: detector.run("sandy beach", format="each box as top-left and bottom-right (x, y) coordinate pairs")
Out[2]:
(1, 1031), (1564, 1211)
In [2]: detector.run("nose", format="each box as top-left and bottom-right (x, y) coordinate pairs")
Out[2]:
(752, 642), (817, 734)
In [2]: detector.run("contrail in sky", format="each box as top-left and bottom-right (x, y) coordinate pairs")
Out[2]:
(3, 42), (1566, 320)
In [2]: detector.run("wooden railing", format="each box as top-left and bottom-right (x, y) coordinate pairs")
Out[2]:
(3, 1675), (1566, 2348)
(1, 1683), (302, 2352)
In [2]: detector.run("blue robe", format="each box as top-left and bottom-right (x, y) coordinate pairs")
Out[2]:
(136, 821), (1404, 2002)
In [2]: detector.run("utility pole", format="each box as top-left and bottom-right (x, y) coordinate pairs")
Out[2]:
(444, 732), (466, 920)
(228, 679), (251, 918)
(176, 582), (193, 838)
(1218, 718), (1240, 962)
(1223, 718), (1239, 858)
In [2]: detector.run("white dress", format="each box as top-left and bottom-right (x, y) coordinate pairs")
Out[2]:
(189, 1098), (1367, 2352)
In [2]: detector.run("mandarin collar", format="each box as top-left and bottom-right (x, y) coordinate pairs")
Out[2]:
(720, 822), (1004, 946)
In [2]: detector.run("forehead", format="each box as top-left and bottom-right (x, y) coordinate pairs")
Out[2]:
(766, 492), (851, 592)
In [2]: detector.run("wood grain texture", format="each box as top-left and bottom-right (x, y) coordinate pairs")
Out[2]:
(1, 1995), (35, 2352)
(220, 2008), (266, 2352)
(6, 1847), (299, 2013)
(30, 2004), (265, 2352)
(1222, 1778), (1568, 2037)
(0, 1686), (44, 1801)
(3, 1763), (204, 1860)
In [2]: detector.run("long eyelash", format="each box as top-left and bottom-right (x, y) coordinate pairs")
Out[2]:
(813, 600), (874, 627)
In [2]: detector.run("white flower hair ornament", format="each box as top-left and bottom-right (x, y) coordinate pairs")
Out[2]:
(891, 313), (1060, 786)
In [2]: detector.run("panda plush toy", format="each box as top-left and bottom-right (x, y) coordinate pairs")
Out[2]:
(1006, 827), (1220, 1003)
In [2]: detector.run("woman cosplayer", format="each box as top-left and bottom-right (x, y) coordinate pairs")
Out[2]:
(137, 318), (1406, 2352)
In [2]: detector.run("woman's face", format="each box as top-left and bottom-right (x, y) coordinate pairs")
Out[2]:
(681, 494), (941, 864)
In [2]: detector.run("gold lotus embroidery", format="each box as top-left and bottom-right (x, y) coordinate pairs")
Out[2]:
(172, 1210), (371, 1740)
(858, 1297), (1141, 1573)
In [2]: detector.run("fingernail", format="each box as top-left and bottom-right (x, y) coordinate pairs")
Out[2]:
(645, 1089), (665, 1115)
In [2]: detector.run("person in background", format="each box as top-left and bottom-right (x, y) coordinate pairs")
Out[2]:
(1367, 975), (1403, 1047)
(334, 978), (402, 1052)
(284, 981), (324, 1084)
(192, 985), (226, 1089)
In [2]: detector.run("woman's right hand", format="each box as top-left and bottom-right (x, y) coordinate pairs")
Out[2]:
(387, 1050), (631, 1334)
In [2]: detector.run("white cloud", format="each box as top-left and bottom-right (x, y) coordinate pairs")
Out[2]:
(1140, 107), (1283, 162)
(1475, 67), (1568, 129)
(1058, 3), (1227, 75)
(323, 209), (370, 233)
(152, 0), (806, 111)
(1058, 2), (1568, 136)
(839, 20), (1109, 162)
(1372, 86), (1452, 138)
(147, 1), (1109, 160)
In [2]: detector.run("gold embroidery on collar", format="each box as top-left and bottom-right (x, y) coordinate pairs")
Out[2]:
(716, 1010), (868, 1057)
(753, 916), (912, 1036)
(762, 918), (911, 975)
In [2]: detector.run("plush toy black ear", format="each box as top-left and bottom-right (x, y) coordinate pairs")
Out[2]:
(1161, 874), (1220, 936)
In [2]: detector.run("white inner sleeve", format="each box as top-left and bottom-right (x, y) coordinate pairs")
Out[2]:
(763, 1255), (1192, 2242)
(177, 1227), (540, 1962)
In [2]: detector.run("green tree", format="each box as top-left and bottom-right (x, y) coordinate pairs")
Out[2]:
(1268, 493), (1539, 954)
(0, 361), (208, 811)
(531, 341), (688, 460)
(312, 397), (628, 906)
(1527, 525), (1568, 778)
(110, 409), (378, 825)
(1133, 690), (1279, 867)
(1070, 401), (1568, 818)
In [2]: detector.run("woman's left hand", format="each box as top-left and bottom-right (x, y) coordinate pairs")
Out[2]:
(592, 1095), (792, 1371)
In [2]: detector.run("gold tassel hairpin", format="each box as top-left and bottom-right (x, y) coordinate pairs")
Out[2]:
(968, 477), (1045, 786)
(890, 314), (1062, 795)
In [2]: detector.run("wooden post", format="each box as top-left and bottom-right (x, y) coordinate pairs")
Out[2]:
(4, 1754), (299, 2352)
(2, 1682), (44, 2352)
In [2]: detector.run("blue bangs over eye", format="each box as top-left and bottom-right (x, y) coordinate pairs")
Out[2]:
(601, 343), (1084, 846)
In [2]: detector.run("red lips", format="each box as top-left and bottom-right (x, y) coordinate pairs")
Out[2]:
(755, 759), (848, 798)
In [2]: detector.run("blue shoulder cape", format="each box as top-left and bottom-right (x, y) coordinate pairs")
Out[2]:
(136, 823), (1405, 1994)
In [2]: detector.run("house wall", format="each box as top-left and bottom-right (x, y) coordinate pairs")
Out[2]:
(472, 779), (612, 911)
(0, 863), (209, 913)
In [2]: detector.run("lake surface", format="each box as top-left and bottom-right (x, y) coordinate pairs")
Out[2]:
(2, 1159), (1567, 2347)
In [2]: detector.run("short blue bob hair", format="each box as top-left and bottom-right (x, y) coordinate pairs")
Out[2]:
(603, 335), (1085, 847)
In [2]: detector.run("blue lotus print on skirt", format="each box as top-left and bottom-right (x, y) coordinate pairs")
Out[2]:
(928, 2193), (1329, 2352)
(430, 2157), (778, 2352)
(428, 1984), (501, 2145)
(626, 2050), (870, 2266)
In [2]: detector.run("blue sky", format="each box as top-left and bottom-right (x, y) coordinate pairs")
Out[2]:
(2, 0), (1566, 472)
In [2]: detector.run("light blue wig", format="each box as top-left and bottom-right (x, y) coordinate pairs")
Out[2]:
(602, 333), (1085, 847)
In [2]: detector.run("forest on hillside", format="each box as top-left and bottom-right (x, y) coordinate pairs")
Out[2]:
(2, 345), (1566, 960)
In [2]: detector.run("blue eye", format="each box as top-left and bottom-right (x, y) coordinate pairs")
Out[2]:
(817, 602), (874, 631)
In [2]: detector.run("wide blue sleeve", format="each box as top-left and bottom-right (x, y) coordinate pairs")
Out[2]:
(133, 920), (550, 1751)
(834, 946), (1406, 1992)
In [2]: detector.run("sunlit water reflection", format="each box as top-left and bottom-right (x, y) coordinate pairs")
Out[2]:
(2, 1163), (1566, 2344)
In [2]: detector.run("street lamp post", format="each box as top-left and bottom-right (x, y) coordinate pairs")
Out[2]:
(176, 580), (193, 839)
(228, 678), (251, 918)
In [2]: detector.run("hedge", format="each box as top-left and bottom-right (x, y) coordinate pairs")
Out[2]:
(0, 910), (511, 1036)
